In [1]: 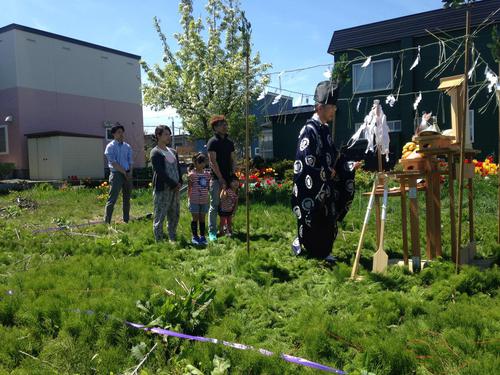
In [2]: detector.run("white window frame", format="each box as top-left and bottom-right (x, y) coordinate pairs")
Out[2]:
(254, 147), (260, 156)
(352, 58), (393, 94)
(0, 125), (8, 155)
(387, 120), (402, 133)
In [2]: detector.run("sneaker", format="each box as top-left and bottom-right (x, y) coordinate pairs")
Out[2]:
(208, 232), (217, 242)
(199, 236), (207, 245)
(191, 236), (201, 245)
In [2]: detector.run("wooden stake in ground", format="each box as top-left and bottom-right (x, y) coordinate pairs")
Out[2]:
(456, 9), (470, 272)
(373, 176), (389, 273)
(351, 175), (378, 279)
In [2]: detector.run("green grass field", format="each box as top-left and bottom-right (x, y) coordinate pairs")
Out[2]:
(0, 178), (499, 374)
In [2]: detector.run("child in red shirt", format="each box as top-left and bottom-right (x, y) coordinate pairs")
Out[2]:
(219, 179), (239, 236)
(188, 153), (211, 245)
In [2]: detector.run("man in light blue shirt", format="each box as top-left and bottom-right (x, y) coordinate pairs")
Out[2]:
(104, 123), (133, 223)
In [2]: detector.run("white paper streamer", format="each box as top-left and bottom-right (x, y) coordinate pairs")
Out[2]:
(356, 97), (362, 112)
(257, 90), (266, 101)
(410, 46), (421, 71)
(272, 94), (282, 105)
(361, 56), (371, 68)
(413, 92), (422, 111)
(385, 94), (397, 107)
(468, 53), (480, 80)
(485, 66), (499, 93)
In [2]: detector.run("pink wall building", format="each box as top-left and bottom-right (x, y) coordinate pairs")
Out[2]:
(0, 24), (145, 178)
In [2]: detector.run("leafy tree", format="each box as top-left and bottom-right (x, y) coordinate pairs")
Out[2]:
(442, 0), (475, 8)
(141, 0), (271, 143)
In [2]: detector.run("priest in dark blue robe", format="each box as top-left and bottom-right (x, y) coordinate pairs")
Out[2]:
(291, 81), (357, 262)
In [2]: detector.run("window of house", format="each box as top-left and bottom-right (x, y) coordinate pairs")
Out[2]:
(354, 120), (401, 140)
(353, 58), (393, 93)
(105, 128), (113, 141)
(0, 125), (8, 154)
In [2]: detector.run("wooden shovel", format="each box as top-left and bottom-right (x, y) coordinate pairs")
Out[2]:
(372, 176), (389, 273)
(350, 175), (378, 279)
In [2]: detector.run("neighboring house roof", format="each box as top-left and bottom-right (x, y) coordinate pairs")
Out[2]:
(25, 131), (105, 139)
(268, 105), (315, 119)
(328, 0), (500, 54)
(0, 23), (141, 60)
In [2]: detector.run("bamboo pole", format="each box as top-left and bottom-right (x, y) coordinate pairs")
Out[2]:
(498, 62), (500, 244)
(242, 14), (251, 255)
(456, 9), (470, 273)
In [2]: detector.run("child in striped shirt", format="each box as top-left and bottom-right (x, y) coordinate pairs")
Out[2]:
(219, 179), (239, 236)
(188, 153), (211, 245)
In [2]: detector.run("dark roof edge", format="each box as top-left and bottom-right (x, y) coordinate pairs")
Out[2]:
(328, 0), (500, 54)
(268, 105), (315, 118)
(0, 23), (141, 60)
(25, 131), (105, 139)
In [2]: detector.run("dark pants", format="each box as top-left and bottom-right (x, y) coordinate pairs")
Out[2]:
(104, 171), (131, 224)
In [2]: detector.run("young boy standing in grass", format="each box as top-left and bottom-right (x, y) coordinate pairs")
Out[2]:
(188, 153), (211, 245)
(150, 125), (183, 242)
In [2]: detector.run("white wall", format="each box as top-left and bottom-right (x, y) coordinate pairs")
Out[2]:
(0, 30), (18, 90)
(13, 29), (142, 105)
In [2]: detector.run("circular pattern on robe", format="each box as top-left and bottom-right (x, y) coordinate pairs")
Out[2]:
(293, 206), (302, 219)
(305, 217), (312, 227)
(345, 179), (354, 193)
(292, 183), (298, 197)
(299, 138), (310, 151)
(326, 153), (332, 166)
(301, 198), (314, 211)
(305, 155), (316, 167)
(320, 168), (327, 182)
(299, 225), (304, 238)
(327, 134), (333, 145)
(305, 175), (313, 189)
(293, 160), (303, 174)
(292, 237), (300, 247)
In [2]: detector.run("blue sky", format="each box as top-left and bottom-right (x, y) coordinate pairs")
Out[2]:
(1, 0), (441, 132)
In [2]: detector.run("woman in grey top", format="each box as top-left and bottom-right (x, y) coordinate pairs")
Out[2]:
(150, 125), (183, 242)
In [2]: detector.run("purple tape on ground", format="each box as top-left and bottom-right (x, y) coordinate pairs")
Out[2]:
(7, 296), (346, 374)
(125, 321), (346, 374)
(281, 354), (346, 374)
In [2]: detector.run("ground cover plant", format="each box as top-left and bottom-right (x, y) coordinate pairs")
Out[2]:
(0, 177), (499, 374)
